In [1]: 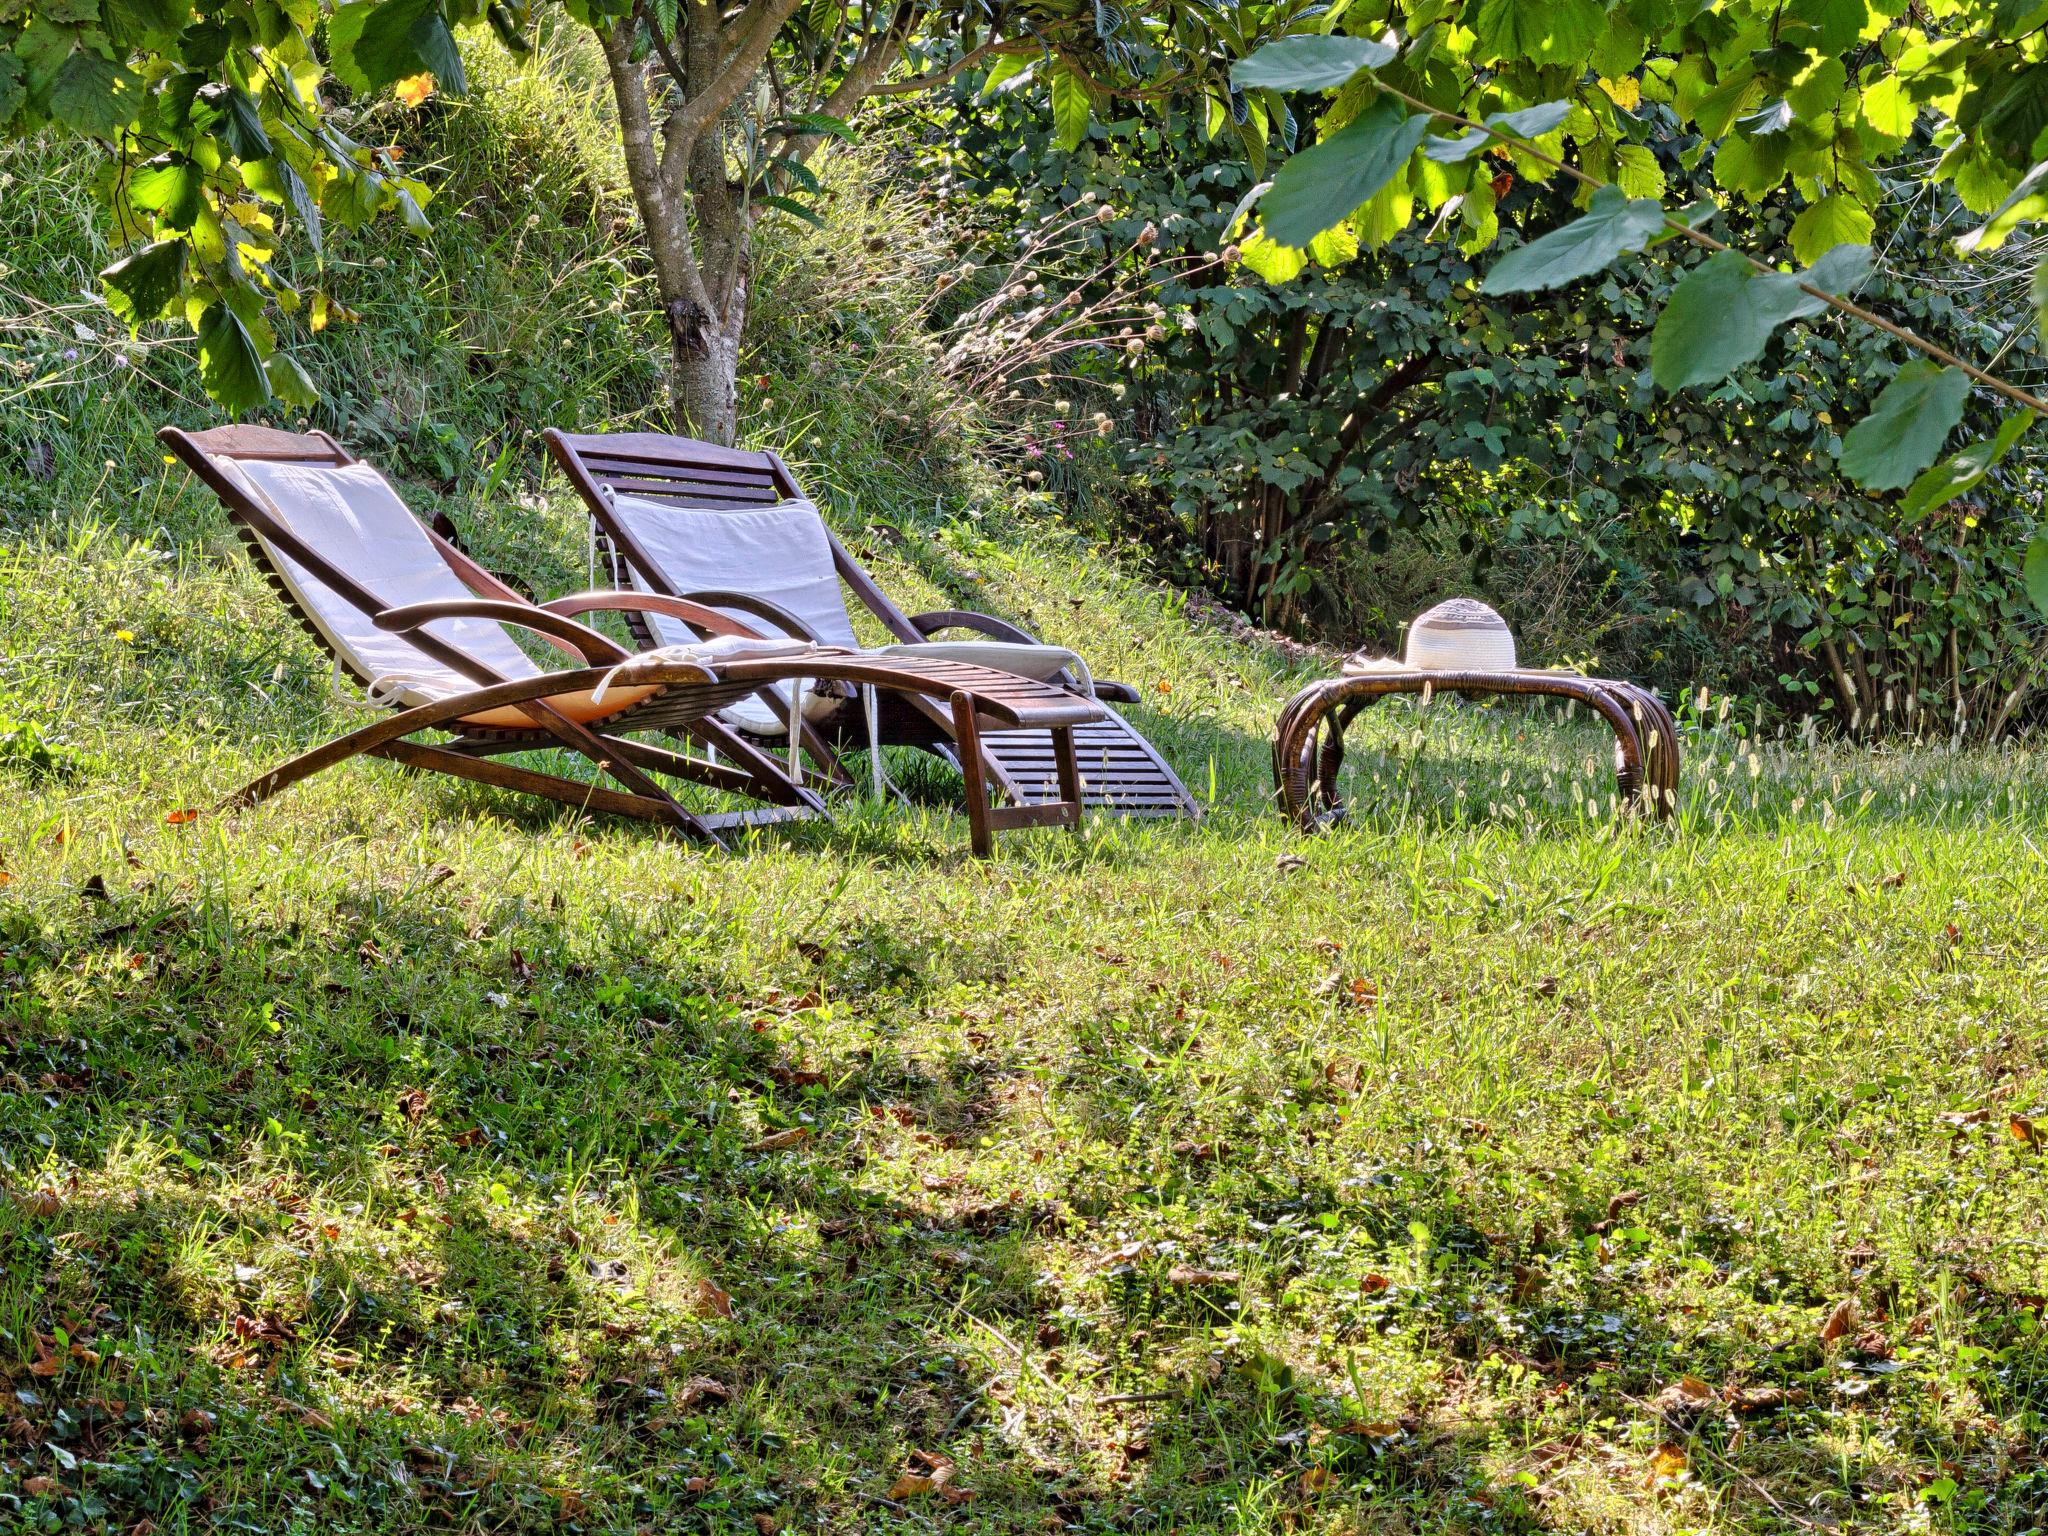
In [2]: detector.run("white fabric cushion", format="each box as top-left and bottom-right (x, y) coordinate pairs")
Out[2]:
(602, 493), (1093, 737)
(230, 459), (540, 706)
(609, 493), (862, 651)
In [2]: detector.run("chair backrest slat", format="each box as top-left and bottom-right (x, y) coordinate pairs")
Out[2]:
(544, 429), (925, 644)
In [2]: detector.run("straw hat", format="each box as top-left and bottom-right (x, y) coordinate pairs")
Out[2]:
(1404, 598), (1517, 672)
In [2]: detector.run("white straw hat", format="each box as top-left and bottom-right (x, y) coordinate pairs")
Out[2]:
(1404, 599), (1517, 672)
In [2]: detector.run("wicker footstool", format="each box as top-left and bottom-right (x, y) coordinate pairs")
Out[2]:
(1272, 668), (1681, 830)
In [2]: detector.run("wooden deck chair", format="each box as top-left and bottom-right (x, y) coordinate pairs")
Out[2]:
(164, 424), (1108, 855)
(541, 430), (1202, 821)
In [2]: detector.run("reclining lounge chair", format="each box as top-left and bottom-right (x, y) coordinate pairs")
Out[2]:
(540, 430), (1201, 821)
(164, 424), (1107, 855)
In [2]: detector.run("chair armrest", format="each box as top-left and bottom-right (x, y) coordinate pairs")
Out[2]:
(374, 599), (629, 663)
(678, 589), (830, 645)
(1093, 680), (1141, 704)
(908, 608), (1041, 645)
(540, 589), (772, 642)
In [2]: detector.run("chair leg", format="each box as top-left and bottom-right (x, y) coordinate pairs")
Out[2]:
(1052, 724), (1084, 831)
(949, 690), (995, 859)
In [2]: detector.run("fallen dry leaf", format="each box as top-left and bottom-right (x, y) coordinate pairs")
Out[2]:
(1645, 1442), (1689, 1485)
(22, 1476), (53, 1496)
(693, 1278), (734, 1318)
(1650, 1376), (1719, 1423)
(1359, 1273), (1390, 1295)
(1606, 1190), (1643, 1221)
(1165, 1265), (1238, 1288)
(889, 1474), (934, 1500)
(2011, 1114), (2043, 1149)
(748, 1127), (810, 1152)
(396, 1088), (431, 1124)
(1725, 1384), (1807, 1414)
(676, 1376), (731, 1408)
(1820, 1297), (1859, 1343)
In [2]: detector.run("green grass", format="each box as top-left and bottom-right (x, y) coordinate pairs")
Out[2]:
(4, 44), (2048, 1536)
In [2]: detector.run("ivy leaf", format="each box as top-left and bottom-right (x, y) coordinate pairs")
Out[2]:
(101, 239), (188, 329)
(2026, 532), (2048, 620)
(1788, 194), (1874, 265)
(1898, 410), (2034, 518)
(1050, 66), (1090, 151)
(1651, 244), (1871, 390)
(1230, 35), (1395, 94)
(1480, 185), (1667, 295)
(1259, 97), (1430, 248)
(48, 49), (137, 137)
(196, 303), (270, 409)
(1423, 101), (1570, 161)
(1838, 361), (1972, 490)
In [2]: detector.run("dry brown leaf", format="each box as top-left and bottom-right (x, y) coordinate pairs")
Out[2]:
(1726, 1384), (1807, 1413)
(22, 1476), (53, 1496)
(1166, 1265), (1238, 1288)
(1645, 1442), (1689, 1484)
(1820, 1297), (1859, 1343)
(1359, 1273), (1390, 1295)
(1299, 1467), (1334, 1491)
(676, 1376), (731, 1408)
(396, 1088), (431, 1124)
(889, 1474), (935, 1500)
(16, 1188), (62, 1218)
(1606, 1190), (1643, 1221)
(748, 1127), (811, 1152)
(693, 1278), (734, 1318)
(2011, 1114), (2043, 1148)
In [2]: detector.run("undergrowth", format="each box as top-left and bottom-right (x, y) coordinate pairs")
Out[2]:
(1, 34), (2046, 1536)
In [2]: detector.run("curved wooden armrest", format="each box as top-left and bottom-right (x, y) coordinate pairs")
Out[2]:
(1093, 680), (1141, 703)
(541, 590), (773, 641)
(908, 608), (1041, 645)
(374, 599), (629, 663)
(678, 589), (828, 645)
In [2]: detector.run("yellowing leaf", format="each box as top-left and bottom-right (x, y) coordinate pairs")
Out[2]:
(1613, 143), (1665, 200)
(1599, 75), (1641, 110)
(394, 71), (436, 108)
(1645, 1442), (1689, 1484)
(1789, 193), (1875, 265)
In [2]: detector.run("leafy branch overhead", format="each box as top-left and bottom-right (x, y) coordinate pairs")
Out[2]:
(1221, 6), (2047, 569)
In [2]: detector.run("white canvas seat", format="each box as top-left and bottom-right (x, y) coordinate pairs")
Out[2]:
(607, 492), (1087, 735)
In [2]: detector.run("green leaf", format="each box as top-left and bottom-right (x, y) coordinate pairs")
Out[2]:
(1471, 0), (1603, 65)
(1613, 143), (1666, 199)
(1956, 160), (2047, 255)
(0, 53), (23, 129)
(219, 85), (273, 160)
(1651, 244), (1871, 391)
(265, 350), (318, 408)
(2026, 532), (2048, 619)
(1898, 410), (2034, 518)
(1050, 66), (1090, 151)
(1481, 185), (1668, 295)
(329, 0), (464, 96)
(774, 110), (856, 140)
(1855, 74), (1914, 144)
(1230, 35), (1396, 94)
(978, 54), (1033, 99)
(100, 239), (187, 329)
(1423, 101), (1570, 161)
(757, 193), (824, 228)
(1259, 96), (1430, 248)
(48, 48), (137, 137)
(1236, 228), (1307, 282)
(1789, 0), (1867, 53)
(101, 0), (192, 46)
(196, 302), (270, 409)
(1838, 361), (1972, 491)
(1788, 194), (1874, 265)
(129, 155), (205, 228)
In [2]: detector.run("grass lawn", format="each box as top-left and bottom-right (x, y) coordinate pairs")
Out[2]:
(2, 475), (2046, 1535)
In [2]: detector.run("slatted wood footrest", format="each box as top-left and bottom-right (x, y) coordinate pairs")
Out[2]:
(979, 716), (1202, 819)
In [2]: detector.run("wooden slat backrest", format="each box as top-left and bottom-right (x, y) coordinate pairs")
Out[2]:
(544, 429), (926, 644)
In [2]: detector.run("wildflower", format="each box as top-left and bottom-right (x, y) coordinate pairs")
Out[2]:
(62, 348), (78, 362)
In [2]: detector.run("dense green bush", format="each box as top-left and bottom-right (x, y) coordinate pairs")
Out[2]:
(919, 87), (2047, 737)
